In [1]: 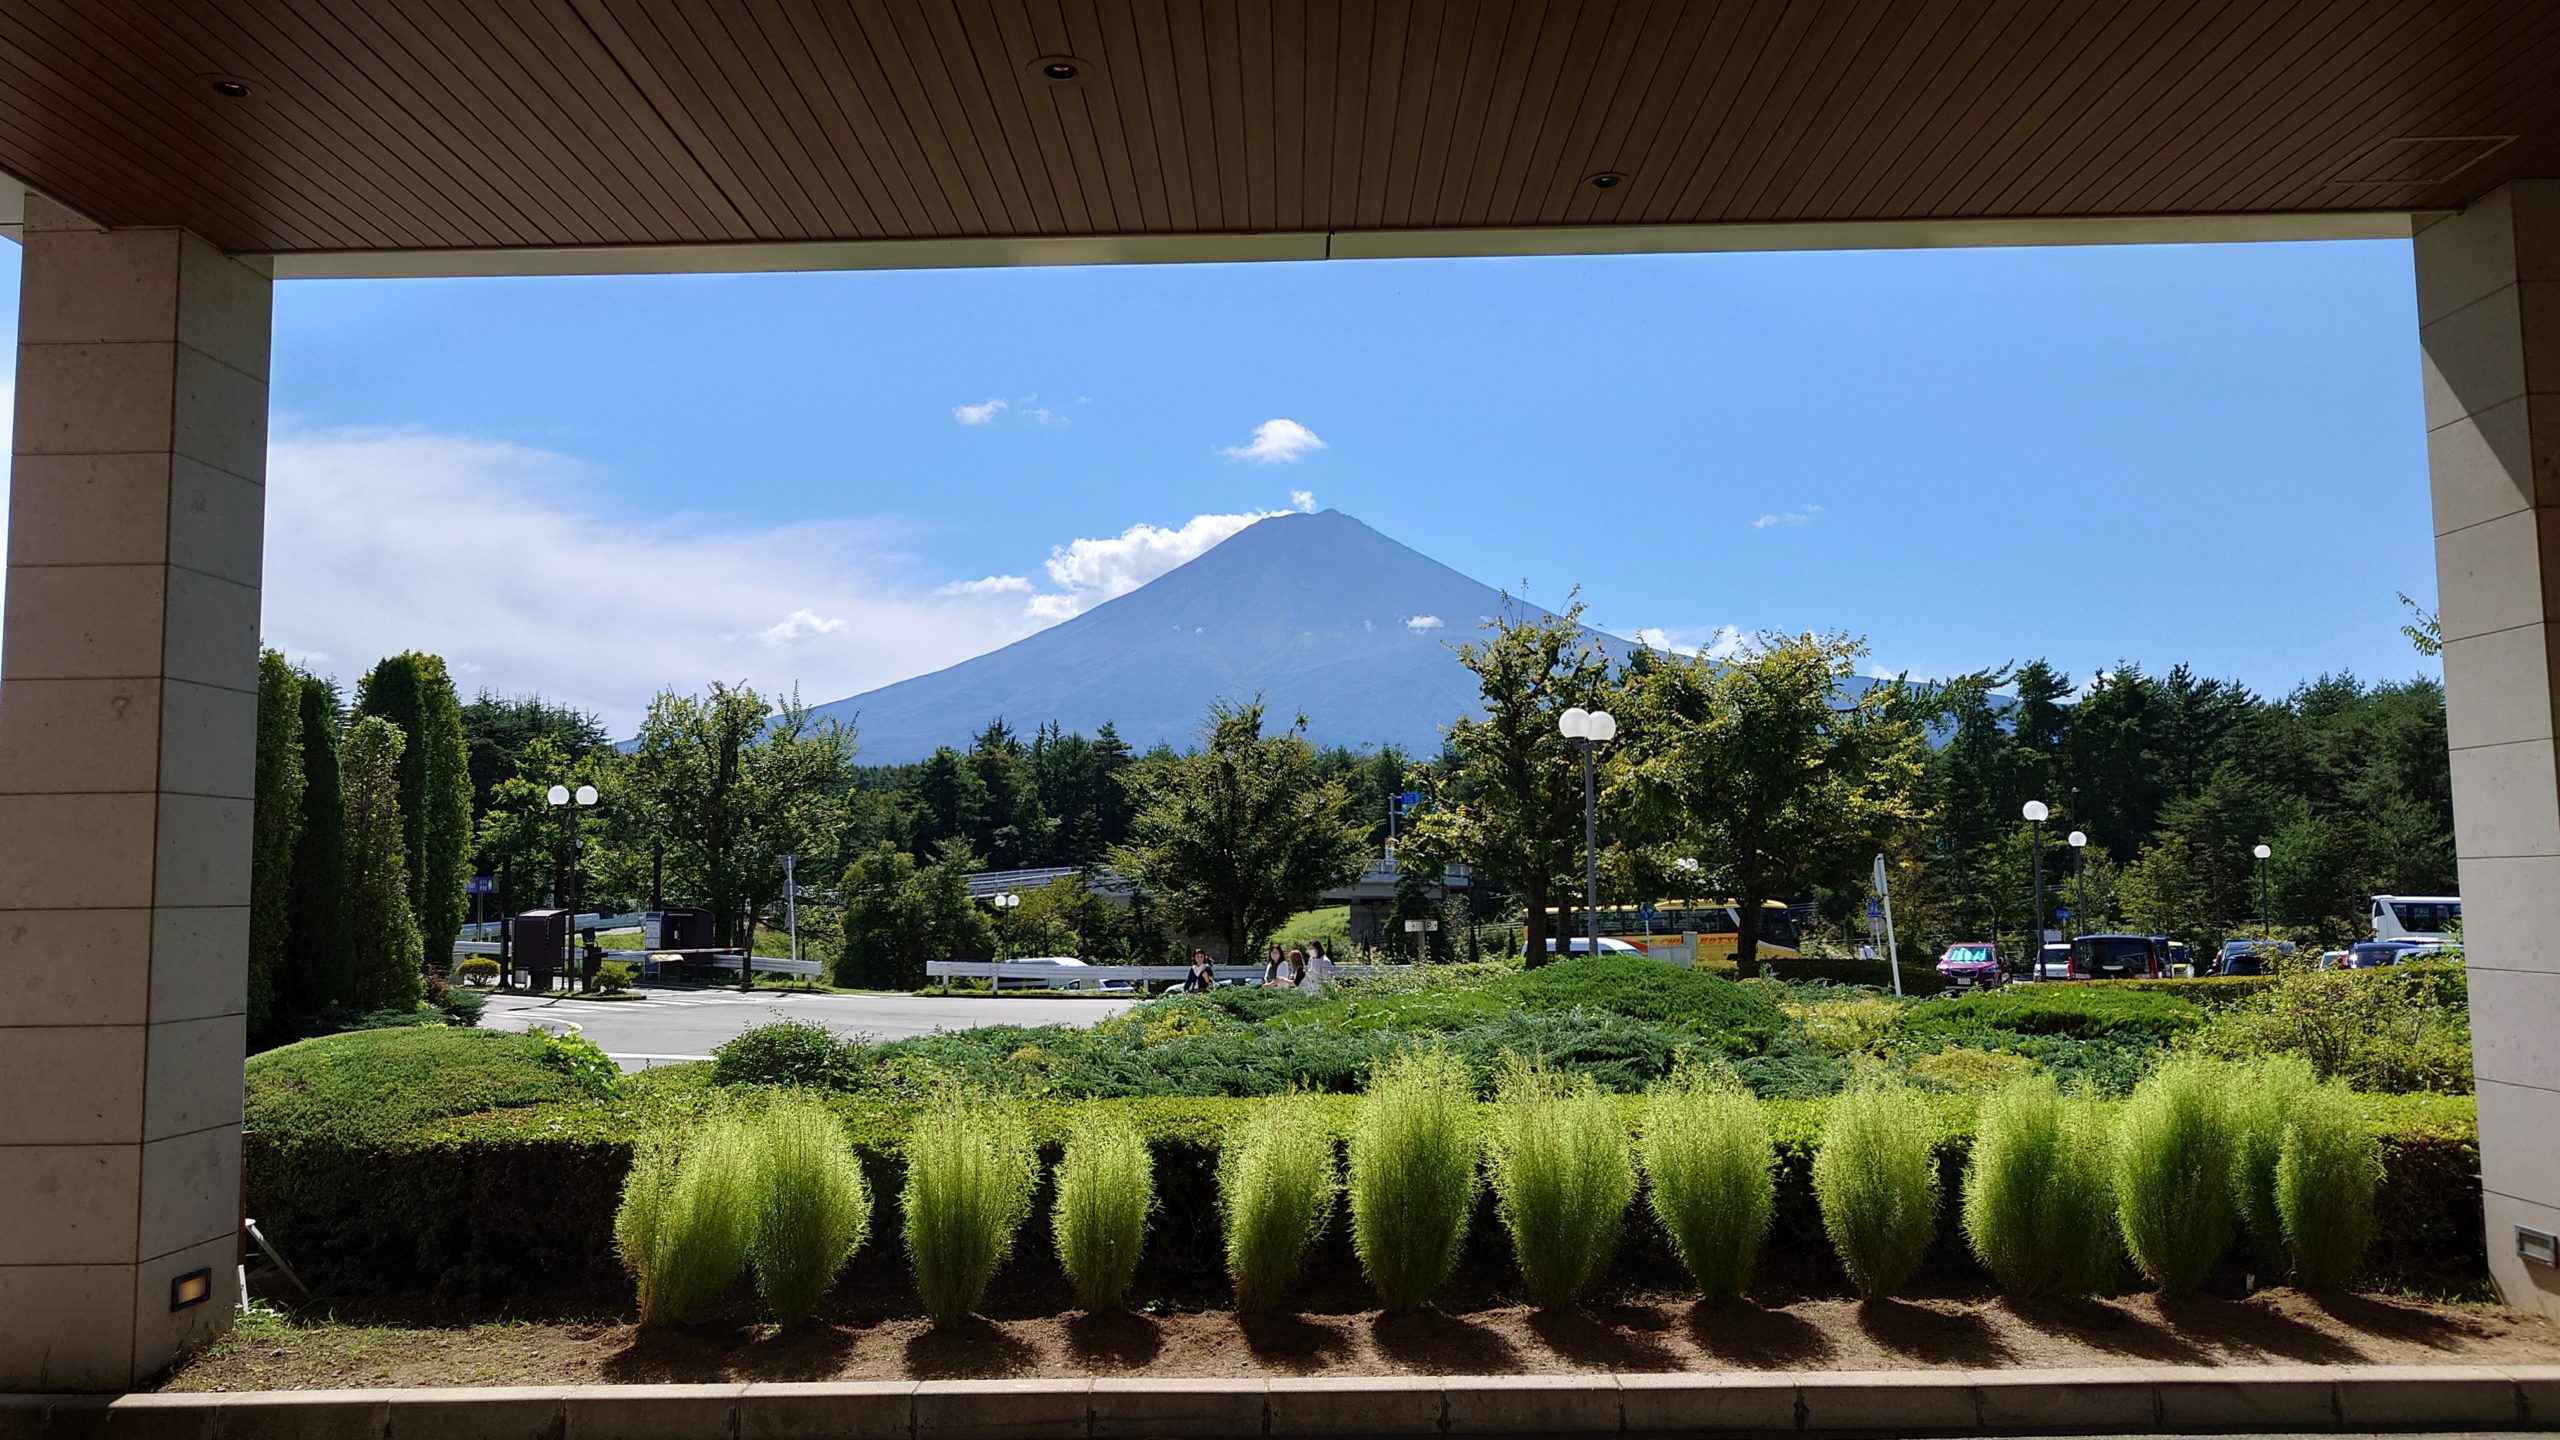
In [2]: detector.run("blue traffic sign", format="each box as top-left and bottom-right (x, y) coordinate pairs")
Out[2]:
(2056, 907), (2073, 920)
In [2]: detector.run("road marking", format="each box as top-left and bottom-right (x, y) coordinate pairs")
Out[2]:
(610, 1052), (715, 1062)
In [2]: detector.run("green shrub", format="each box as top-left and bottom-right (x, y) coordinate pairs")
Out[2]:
(902, 1095), (1038, 1326)
(1961, 1074), (2119, 1297)
(2226, 1055), (2318, 1270)
(594, 960), (637, 994)
(535, 1032), (619, 1096)
(1218, 1099), (1338, 1311)
(714, 1020), (865, 1089)
(1348, 1050), (1481, 1311)
(433, 984), (487, 1028)
(744, 1094), (870, 1324)
(2188, 967), (2471, 1094)
(1810, 1080), (1939, 1299)
(1754, 959), (1947, 995)
(1903, 985), (2202, 1043)
(2278, 1082), (2384, 1288)
(1493, 955), (1788, 1045)
(1052, 1108), (1155, 1310)
(2114, 1053), (2238, 1293)
(1486, 1061), (1635, 1308)
(1638, 1071), (1774, 1303)
(614, 1119), (757, 1325)
(455, 956), (501, 985)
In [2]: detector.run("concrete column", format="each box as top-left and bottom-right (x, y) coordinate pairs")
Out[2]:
(2417, 180), (2560, 1318)
(0, 196), (269, 1388)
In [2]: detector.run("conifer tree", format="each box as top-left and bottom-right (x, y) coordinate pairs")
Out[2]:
(341, 716), (425, 1012)
(283, 673), (352, 1012)
(248, 651), (307, 1040)
(357, 653), (472, 978)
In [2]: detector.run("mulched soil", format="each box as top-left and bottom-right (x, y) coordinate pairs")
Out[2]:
(164, 1286), (2560, 1392)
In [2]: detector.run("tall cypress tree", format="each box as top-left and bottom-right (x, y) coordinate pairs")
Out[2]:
(341, 716), (424, 1013)
(248, 651), (306, 1042)
(283, 672), (352, 1012)
(357, 653), (472, 978)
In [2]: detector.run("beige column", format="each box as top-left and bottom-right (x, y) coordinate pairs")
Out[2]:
(2418, 180), (2560, 1318)
(0, 196), (269, 1388)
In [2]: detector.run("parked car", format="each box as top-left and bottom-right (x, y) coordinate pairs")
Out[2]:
(1524, 936), (1644, 959)
(2318, 948), (2352, 970)
(2034, 942), (2072, 980)
(2068, 933), (2168, 979)
(2348, 939), (2444, 969)
(2214, 938), (2294, 976)
(990, 956), (1097, 991)
(1935, 941), (2004, 990)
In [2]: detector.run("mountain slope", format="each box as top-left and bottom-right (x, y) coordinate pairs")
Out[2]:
(816, 510), (1605, 761)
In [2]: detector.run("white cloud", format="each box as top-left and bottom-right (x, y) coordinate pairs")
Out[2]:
(257, 427), (1039, 733)
(1751, 503), (1824, 529)
(1222, 418), (1326, 464)
(1405, 615), (1445, 633)
(1025, 508), (1289, 621)
(1290, 489), (1317, 513)
(755, 609), (846, 646)
(936, 574), (1034, 597)
(953, 397), (1007, 425)
(1636, 624), (1747, 659)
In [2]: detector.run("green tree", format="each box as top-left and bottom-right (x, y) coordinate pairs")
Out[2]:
(282, 673), (351, 1013)
(1109, 700), (1369, 964)
(1400, 601), (1615, 966)
(357, 653), (472, 979)
(341, 716), (424, 1013)
(1617, 632), (1929, 968)
(459, 691), (609, 816)
(837, 838), (996, 987)
(248, 651), (306, 1042)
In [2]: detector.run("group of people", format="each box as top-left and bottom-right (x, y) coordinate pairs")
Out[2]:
(1176, 938), (1338, 993)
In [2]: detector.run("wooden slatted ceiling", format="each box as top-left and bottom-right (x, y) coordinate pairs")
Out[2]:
(4, 0), (2559, 258)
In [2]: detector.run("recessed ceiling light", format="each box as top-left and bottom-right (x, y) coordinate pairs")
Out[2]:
(210, 78), (252, 99)
(1028, 55), (1096, 87)
(1587, 171), (1626, 191)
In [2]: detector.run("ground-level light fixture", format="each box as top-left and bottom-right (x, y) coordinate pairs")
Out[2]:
(170, 1268), (212, 1310)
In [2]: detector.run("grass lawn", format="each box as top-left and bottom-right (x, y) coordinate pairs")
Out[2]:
(1272, 905), (1350, 946)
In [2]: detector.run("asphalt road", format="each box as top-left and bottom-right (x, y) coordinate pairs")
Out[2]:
(479, 987), (1138, 1070)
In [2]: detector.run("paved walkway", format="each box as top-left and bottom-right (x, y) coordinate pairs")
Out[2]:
(478, 987), (1136, 1069)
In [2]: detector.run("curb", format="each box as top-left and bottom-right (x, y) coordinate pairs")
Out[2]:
(5, 1364), (2558, 1437)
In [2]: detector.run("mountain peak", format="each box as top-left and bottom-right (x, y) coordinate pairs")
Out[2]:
(814, 512), (1589, 761)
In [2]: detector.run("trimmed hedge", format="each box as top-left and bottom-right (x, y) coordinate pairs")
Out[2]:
(1752, 959), (1948, 995)
(244, 1028), (2485, 1304)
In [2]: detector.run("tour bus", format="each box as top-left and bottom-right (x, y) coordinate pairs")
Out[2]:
(1541, 901), (1804, 963)
(2370, 895), (2461, 943)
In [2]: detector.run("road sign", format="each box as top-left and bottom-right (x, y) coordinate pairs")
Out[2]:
(2056, 906), (2072, 921)
(466, 876), (496, 895)
(1639, 904), (1657, 923)
(1866, 898), (1883, 922)
(1398, 790), (1423, 808)
(1403, 918), (1440, 933)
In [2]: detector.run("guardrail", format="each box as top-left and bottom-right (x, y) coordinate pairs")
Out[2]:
(452, 941), (824, 980)
(925, 959), (1404, 990)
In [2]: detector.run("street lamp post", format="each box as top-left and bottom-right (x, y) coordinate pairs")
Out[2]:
(1558, 705), (1617, 960)
(992, 891), (1021, 959)
(2022, 800), (2049, 966)
(2067, 830), (2088, 944)
(546, 782), (598, 990)
(2253, 842), (2273, 935)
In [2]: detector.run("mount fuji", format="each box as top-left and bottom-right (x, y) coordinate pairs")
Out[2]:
(813, 509), (1626, 762)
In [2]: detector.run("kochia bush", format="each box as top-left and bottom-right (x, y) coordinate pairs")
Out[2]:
(902, 1095), (1037, 1326)
(1053, 1108), (1155, 1310)
(1810, 1080), (1939, 1299)
(2226, 1055), (2317, 1271)
(2114, 1054), (2238, 1293)
(1218, 1098), (1338, 1311)
(1348, 1050), (1480, 1311)
(2278, 1081), (2384, 1288)
(1638, 1072), (1774, 1304)
(615, 1119), (756, 1325)
(1486, 1061), (1634, 1309)
(1961, 1074), (2119, 1297)
(744, 1094), (869, 1324)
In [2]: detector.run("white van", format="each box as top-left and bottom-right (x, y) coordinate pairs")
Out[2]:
(2370, 895), (2460, 943)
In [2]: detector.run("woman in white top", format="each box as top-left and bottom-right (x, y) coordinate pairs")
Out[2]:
(1301, 938), (1335, 990)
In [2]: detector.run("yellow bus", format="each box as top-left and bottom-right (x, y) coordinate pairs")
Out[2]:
(1539, 901), (1804, 961)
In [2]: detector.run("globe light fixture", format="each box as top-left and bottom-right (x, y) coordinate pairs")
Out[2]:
(2022, 799), (2050, 954)
(1557, 705), (1617, 958)
(2022, 799), (2049, 822)
(546, 784), (570, 806)
(2067, 830), (2089, 946)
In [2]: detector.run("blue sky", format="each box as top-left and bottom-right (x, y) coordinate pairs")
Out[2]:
(0, 236), (2437, 729)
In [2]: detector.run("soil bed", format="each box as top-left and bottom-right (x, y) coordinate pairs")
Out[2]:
(166, 1287), (2559, 1392)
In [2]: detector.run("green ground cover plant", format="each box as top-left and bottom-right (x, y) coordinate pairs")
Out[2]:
(1485, 1060), (1635, 1308)
(2278, 1081), (2384, 1288)
(1217, 1097), (1340, 1311)
(902, 1094), (1039, 1326)
(1638, 1071), (1775, 1303)
(1961, 1074), (2120, 1297)
(615, 1118), (757, 1325)
(1052, 1108), (1155, 1310)
(744, 1093), (870, 1324)
(1810, 1080), (1941, 1299)
(2189, 965), (2472, 1094)
(1348, 1050), (1481, 1311)
(2114, 1053), (2238, 1293)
